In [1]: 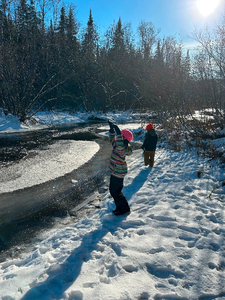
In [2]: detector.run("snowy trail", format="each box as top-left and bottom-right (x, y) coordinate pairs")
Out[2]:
(0, 149), (225, 299)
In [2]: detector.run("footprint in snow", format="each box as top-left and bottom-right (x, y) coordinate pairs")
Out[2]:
(99, 275), (110, 284)
(196, 215), (203, 220)
(212, 227), (225, 235)
(194, 238), (220, 251)
(206, 213), (221, 224)
(119, 219), (145, 229)
(136, 229), (145, 235)
(173, 241), (185, 248)
(177, 251), (192, 260)
(106, 262), (119, 277)
(217, 261), (225, 271)
(188, 240), (197, 248)
(147, 214), (176, 222)
(209, 242), (220, 251)
(191, 194), (201, 201)
(173, 204), (180, 210)
(4, 273), (17, 280)
(145, 263), (185, 279)
(196, 206), (209, 214)
(208, 261), (225, 271)
(154, 292), (189, 300)
(123, 264), (138, 273)
(165, 172), (175, 179)
(67, 290), (83, 300)
(82, 282), (98, 288)
(182, 185), (193, 192)
(179, 233), (198, 242)
(177, 225), (200, 235)
(138, 291), (150, 300)
(149, 246), (165, 254)
(208, 262), (217, 269)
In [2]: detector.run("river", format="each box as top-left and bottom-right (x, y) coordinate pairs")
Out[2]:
(0, 122), (113, 260)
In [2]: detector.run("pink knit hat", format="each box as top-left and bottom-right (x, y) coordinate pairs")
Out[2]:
(121, 129), (133, 142)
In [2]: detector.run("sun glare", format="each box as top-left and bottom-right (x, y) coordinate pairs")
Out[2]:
(196, 0), (221, 16)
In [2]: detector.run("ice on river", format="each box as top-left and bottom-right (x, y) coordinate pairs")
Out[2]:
(0, 140), (100, 194)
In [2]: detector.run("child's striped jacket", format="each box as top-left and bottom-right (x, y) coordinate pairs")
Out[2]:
(109, 131), (132, 178)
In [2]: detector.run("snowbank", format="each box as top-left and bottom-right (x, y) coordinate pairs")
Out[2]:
(0, 149), (225, 299)
(0, 110), (141, 133)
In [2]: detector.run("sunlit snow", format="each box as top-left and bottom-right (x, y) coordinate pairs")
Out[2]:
(0, 148), (225, 299)
(0, 110), (225, 299)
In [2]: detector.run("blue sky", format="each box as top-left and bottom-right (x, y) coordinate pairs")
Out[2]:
(65, 0), (225, 45)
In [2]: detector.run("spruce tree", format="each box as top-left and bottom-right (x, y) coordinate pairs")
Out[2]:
(79, 10), (99, 111)
(81, 10), (98, 62)
(111, 17), (125, 59)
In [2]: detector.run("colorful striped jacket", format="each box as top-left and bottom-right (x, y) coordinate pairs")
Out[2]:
(109, 131), (133, 178)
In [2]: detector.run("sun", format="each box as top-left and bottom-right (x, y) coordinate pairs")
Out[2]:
(196, 0), (221, 16)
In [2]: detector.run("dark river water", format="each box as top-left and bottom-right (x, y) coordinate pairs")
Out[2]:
(0, 121), (113, 261)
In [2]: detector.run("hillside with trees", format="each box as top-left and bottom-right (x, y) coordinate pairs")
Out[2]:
(0, 0), (224, 130)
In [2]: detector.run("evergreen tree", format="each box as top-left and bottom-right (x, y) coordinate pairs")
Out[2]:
(111, 17), (125, 59)
(81, 9), (98, 62)
(66, 4), (78, 43)
(66, 4), (80, 68)
(64, 4), (81, 109)
(57, 6), (66, 57)
(79, 10), (99, 110)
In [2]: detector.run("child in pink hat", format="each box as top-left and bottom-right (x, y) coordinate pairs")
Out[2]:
(108, 119), (133, 215)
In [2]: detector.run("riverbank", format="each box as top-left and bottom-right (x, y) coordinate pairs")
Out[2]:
(0, 112), (143, 259)
(0, 134), (112, 258)
(0, 118), (142, 224)
(1, 147), (225, 299)
(0, 110), (140, 133)
(1, 110), (225, 299)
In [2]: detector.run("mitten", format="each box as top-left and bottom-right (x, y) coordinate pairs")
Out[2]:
(123, 139), (129, 147)
(108, 119), (115, 133)
(114, 125), (121, 135)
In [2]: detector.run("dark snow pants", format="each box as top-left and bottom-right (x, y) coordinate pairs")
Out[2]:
(109, 175), (130, 212)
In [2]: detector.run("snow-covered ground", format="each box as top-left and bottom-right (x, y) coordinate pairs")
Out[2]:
(0, 110), (140, 132)
(0, 110), (225, 299)
(0, 148), (225, 299)
(0, 110), (91, 132)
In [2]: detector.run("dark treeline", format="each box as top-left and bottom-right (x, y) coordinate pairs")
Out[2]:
(0, 0), (224, 122)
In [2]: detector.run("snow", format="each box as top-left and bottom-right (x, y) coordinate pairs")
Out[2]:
(211, 137), (225, 153)
(0, 110), (141, 133)
(0, 110), (225, 299)
(0, 149), (225, 299)
(0, 110), (89, 132)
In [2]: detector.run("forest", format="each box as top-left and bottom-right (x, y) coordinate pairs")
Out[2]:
(0, 0), (224, 127)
